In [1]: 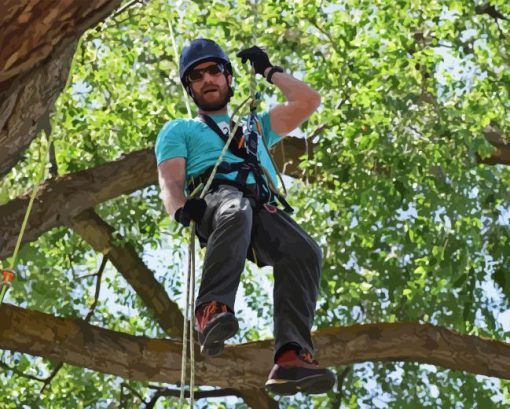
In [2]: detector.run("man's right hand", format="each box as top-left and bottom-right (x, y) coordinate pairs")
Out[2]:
(174, 198), (207, 227)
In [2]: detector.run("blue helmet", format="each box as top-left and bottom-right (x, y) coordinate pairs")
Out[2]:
(179, 38), (232, 86)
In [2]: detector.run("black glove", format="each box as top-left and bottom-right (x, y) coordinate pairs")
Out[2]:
(236, 46), (273, 76)
(174, 198), (206, 227)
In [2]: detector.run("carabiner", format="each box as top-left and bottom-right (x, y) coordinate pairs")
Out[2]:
(263, 203), (277, 214)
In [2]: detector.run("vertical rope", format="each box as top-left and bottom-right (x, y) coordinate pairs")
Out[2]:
(168, 15), (193, 119)
(178, 236), (192, 408)
(8, 132), (51, 272)
(166, 6), (197, 408)
(189, 225), (196, 408)
(1, 128), (52, 304)
(168, 2), (262, 406)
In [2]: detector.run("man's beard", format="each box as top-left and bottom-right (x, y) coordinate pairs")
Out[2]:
(192, 86), (232, 111)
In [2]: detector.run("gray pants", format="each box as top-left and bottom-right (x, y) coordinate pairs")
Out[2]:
(195, 185), (322, 358)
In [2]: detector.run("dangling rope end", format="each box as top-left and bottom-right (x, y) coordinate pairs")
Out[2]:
(0, 269), (16, 303)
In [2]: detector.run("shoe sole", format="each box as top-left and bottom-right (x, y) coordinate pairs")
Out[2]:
(200, 313), (239, 357)
(265, 373), (336, 395)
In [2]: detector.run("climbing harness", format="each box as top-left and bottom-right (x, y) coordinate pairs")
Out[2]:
(191, 103), (294, 214)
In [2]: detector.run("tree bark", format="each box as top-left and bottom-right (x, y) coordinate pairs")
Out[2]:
(1, 303), (510, 388)
(0, 149), (156, 260)
(0, 40), (77, 178)
(479, 126), (510, 165)
(0, 0), (123, 176)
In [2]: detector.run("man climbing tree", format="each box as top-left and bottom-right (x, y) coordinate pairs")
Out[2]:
(155, 38), (335, 395)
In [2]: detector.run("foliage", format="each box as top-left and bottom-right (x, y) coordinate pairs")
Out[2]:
(2, 0), (510, 407)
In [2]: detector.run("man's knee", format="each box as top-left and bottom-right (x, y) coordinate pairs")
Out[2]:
(298, 239), (322, 269)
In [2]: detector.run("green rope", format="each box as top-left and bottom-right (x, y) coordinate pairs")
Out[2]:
(246, 0), (288, 198)
(168, 16), (193, 119)
(1, 36), (85, 305)
(188, 224), (196, 408)
(0, 131), (51, 304)
(9, 133), (51, 270)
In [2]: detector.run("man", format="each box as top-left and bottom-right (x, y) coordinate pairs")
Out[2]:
(156, 38), (335, 395)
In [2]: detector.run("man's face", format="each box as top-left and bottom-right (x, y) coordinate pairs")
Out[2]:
(188, 61), (232, 111)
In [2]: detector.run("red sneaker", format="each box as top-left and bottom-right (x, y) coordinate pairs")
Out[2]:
(265, 348), (336, 395)
(195, 301), (238, 357)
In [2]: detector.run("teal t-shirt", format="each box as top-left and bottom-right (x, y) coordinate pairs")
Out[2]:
(155, 111), (281, 187)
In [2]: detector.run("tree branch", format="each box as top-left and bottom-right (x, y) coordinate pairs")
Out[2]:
(120, 382), (147, 406)
(0, 357), (63, 395)
(39, 362), (63, 394)
(0, 0), (123, 176)
(69, 208), (184, 338)
(479, 126), (510, 165)
(84, 255), (108, 323)
(0, 148), (157, 261)
(332, 367), (351, 409)
(1, 126), (509, 262)
(2, 303), (510, 390)
(0, 358), (46, 382)
(145, 386), (243, 409)
(475, 4), (510, 22)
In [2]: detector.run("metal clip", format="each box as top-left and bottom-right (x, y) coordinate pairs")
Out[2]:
(263, 203), (277, 214)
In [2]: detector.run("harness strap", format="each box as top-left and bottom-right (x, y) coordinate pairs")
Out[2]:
(199, 114), (249, 159)
(196, 114), (293, 213)
(188, 164), (293, 213)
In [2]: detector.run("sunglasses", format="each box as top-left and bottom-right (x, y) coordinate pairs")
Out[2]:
(187, 63), (225, 83)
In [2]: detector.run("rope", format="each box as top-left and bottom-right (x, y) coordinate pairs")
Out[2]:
(165, 7), (248, 408)
(1, 129), (52, 304)
(1, 36), (84, 304)
(166, 9), (195, 406)
(247, 0), (288, 198)
(167, 3), (266, 406)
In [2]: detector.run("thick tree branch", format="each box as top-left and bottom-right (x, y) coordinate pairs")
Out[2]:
(1, 126), (509, 261)
(69, 209), (184, 338)
(0, 1), (122, 85)
(479, 126), (510, 165)
(0, 0), (123, 176)
(1, 303), (510, 390)
(0, 148), (156, 260)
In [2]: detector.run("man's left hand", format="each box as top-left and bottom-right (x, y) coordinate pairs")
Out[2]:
(236, 46), (273, 76)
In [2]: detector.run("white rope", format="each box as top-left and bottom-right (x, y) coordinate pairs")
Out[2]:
(168, 3), (263, 407)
